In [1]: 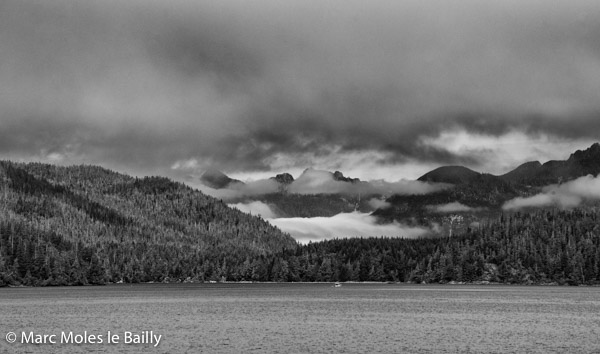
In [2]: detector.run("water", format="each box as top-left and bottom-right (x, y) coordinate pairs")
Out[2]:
(1, 283), (599, 353)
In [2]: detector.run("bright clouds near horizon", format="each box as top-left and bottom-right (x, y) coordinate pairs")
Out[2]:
(266, 212), (428, 244)
(287, 169), (446, 195)
(503, 174), (600, 210)
(193, 168), (448, 200)
(227, 201), (427, 243)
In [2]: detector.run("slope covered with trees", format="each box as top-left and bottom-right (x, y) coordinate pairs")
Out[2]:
(2, 160), (600, 287)
(252, 208), (600, 285)
(0, 161), (296, 286)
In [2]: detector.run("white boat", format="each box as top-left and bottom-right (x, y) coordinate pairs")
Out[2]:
(334, 282), (342, 287)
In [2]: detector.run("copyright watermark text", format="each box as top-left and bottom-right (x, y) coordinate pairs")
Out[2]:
(4, 331), (162, 347)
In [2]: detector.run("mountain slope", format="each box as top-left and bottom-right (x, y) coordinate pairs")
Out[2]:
(199, 168), (244, 189)
(499, 143), (600, 185)
(0, 161), (296, 286)
(373, 172), (523, 229)
(499, 161), (542, 184)
(417, 166), (481, 184)
(375, 143), (600, 233)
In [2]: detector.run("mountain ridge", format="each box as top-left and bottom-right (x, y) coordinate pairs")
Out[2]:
(196, 143), (600, 220)
(374, 142), (600, 233)
(496, 142), (600, 186)
(499, 161), (542, 184)
(200, 143), (600, 192)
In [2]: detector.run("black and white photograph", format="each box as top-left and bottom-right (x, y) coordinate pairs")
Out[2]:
(1, 0), (600, 353)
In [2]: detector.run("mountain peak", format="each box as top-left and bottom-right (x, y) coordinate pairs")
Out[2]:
(417, 166), (480, 184)
(200, 168), (243, 189)
(333, 171), (360, 183)
(569, 142), (600, 162)
(201, 168), (228, 179)
(297, 168), (360, 183)
(271, 173), (294, 185)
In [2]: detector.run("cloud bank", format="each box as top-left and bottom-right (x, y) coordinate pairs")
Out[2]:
(229, 201), (428, 244)
(2, 1), (600, 179)
(503, 174), (600, 210)
(229, 201), (278, 219)
(267, 212), (428, 244)
(192, 168), (448, 200)
(426, 202), (482, 213)
(368, 198), (391, 210)
(197, 179), (280, 200)
(287, 169), (446, 196)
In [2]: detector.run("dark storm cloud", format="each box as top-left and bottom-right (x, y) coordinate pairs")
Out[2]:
(2, 0), (600, 177)
(147, 23), (262, 84)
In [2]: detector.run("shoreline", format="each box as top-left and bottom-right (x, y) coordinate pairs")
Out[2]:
(4, 280), (599, 288)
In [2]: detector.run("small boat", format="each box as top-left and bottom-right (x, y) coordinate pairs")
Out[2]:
(334, 282), (342, 288)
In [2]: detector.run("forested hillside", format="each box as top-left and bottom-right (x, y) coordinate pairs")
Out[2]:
(258, 208), (600, 285)
(0, 161), (296, 286)
(2, 161), (600, 287)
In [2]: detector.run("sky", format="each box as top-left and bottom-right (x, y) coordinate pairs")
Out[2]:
(2, 0), (600, 184)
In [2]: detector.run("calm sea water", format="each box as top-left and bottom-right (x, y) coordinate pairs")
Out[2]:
(1, 283), (599, 353)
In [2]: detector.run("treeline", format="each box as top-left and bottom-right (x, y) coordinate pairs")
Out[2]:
(3, 205), (600, 286)
(0, 161), (296, 286)
(264, 209), (600, 285)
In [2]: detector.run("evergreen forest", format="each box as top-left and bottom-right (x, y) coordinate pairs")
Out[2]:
(1, 161), (600, 286)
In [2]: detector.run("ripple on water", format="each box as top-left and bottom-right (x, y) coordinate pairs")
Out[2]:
(1, 283), (600, 353)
